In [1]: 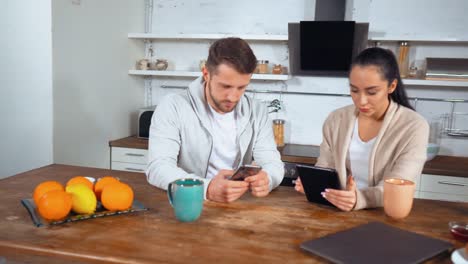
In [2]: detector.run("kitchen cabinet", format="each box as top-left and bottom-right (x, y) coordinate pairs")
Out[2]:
(111, 147), (148, 174)
(419, 173), (468, 202)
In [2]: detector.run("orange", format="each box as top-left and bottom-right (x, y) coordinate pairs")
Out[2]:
(94, 176), (120, 201)
(66, 176), (93, 190)
(101, 182), (134, 211)
(37, 190), (72, 221)
(33, 181), (64, 205)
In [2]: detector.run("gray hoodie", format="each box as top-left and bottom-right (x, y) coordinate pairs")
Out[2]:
(146, 77), (284, 197)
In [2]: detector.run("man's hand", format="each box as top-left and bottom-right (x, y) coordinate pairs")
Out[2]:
(244, 170), (270, 197)
(206, 169), (249, 203)
(322, 176), (357, 211)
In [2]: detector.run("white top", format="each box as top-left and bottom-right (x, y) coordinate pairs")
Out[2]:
(349, 119), (376, 190)
(206, 105), (240, 180)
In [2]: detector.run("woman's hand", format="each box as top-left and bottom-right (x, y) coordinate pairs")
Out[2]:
(294, 177), (305, 194)
(323, 176), (357, 211)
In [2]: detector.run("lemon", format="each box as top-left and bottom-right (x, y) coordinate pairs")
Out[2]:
(66, 183), (97, 214)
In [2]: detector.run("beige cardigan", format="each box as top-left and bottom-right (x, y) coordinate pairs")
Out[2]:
(316, 100), (429, 210)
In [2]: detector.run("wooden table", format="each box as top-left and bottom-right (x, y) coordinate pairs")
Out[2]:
(1, 164), (466, 263)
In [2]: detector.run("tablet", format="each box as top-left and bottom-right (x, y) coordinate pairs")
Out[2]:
(297, 164), (341, 206)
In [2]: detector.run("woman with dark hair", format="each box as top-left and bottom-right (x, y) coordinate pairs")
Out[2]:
(295, 47), (429, 211)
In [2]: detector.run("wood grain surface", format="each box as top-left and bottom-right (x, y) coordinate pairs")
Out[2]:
(1, 164), (465, 263)
(109, 136), (148, 150)
(423, 155), (468, 178)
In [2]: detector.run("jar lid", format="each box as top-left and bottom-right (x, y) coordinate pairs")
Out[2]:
(257, 60), (269, 64)
(273, 119), (285, 124)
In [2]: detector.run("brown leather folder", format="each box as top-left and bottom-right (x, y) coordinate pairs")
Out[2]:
(301, 221), (452, 264)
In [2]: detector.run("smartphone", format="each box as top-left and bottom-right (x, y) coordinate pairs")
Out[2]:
(229, 165), (262, 181)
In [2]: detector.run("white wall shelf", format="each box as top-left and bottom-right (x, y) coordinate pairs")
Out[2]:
(128, 70), (290, 81)
(128, 70), (467, 85)
(369, 37), (468, 43)
(129, 70), (200, 77)
(128, 33), (288, 41)
(403, 78), (468, 88)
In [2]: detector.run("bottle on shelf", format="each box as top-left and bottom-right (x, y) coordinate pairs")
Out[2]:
(397, 41), (410, 78)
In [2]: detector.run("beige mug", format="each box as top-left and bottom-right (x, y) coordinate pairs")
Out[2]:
(383, 178), (415, 220)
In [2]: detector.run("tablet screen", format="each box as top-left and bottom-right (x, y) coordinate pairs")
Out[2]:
(297, 164), (340, 206)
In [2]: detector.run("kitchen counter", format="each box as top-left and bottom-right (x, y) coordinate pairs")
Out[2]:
(109, 136), (468, 178)
(0, 164), (465, 263)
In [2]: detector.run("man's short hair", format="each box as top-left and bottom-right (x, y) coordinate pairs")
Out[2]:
(206, 37), (257, 75)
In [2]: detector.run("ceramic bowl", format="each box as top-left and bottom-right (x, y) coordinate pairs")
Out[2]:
(426, 143), (440, 161)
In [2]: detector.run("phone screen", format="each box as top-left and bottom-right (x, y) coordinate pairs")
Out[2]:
(230, 165), (262, 181)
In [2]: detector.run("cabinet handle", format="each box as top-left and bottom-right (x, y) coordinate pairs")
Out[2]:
(125, 167), (145, 172)
(125, 153), (145, 157)
(437, 181), (466, 187)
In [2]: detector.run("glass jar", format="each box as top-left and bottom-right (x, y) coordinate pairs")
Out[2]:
(273, 119), (285, 147)
(408, 66), (418, 78)
(155, 59), (168, 71)
(429, 116), (442, 146)
(136, 59), (149, 70)
(397, 41), (410, 78)
(256, 60), (269, 74)
(272, 64), (283, 74)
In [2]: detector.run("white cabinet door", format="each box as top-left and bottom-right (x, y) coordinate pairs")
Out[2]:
(110, 147), (149, 173)
(419, 174), (468, 202)
(419, 191), (468, 203)
(420, 174), (468, 195)
(112, 147), (148, 164)
(414, 173), (422, 191)
(111, 161), (146, 174)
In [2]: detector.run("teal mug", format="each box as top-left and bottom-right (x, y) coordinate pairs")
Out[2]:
(167, 178), (204, 222)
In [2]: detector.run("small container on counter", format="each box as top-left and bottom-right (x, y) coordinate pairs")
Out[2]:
(273, 119), (285, 147)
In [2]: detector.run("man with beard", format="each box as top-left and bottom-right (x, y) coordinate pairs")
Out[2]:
(146, 38), (284, 203)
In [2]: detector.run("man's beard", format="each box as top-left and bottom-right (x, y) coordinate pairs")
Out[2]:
(207, 81), (237, 113)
